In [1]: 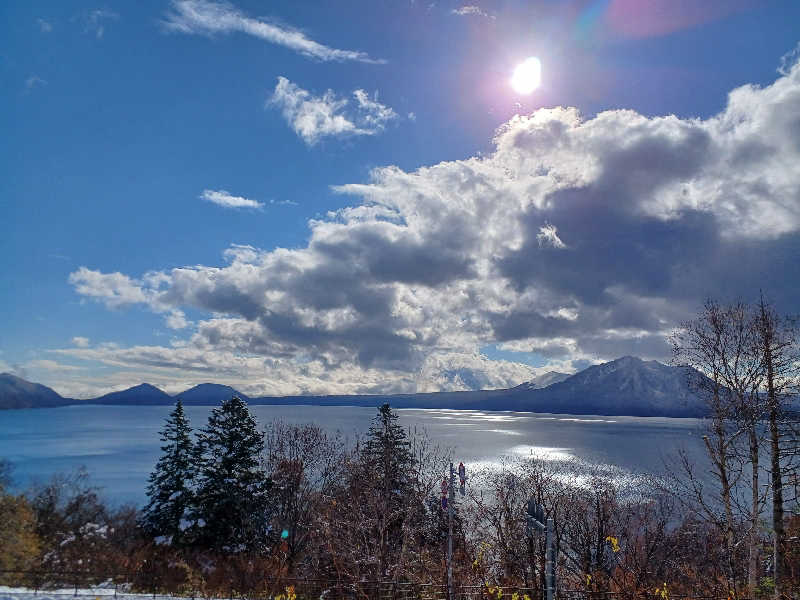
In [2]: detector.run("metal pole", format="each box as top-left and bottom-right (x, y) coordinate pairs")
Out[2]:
(545, 517), (555, 600)
(448, 462), (454, 600)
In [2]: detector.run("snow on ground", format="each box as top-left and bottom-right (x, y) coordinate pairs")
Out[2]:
(0, 587), (176, 600)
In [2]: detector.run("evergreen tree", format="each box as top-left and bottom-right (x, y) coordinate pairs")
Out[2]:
(141, 399), (195, 546)
(359, 403), (416, 577)
(362, 403), (415, 501)
(190, 396), (272, 554)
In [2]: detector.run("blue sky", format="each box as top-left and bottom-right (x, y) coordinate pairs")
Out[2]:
(2, 0), (800, 398)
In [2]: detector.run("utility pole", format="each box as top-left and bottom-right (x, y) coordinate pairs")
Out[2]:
(545, 516), (555, 600)
(447, 461), (454, 600)
(527, 499), (556, 600)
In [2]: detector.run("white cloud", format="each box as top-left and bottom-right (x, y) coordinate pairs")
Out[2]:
(451, 6), (494, 19)
(163, 0), (384, 64)
(780, 42), (800, 76)
(536, 224), (566, 249)
(69, 267), (150, 308)
(68, 59), (800, 394)
(200, 189), (264, 209)
(165, 309), (191, 330)
(72, 336), (90, 348)
(270, 77), (399, 146)
(26, 359), (83, 372)
(81, 9), (118, 38)
(37, 18), (53, 33)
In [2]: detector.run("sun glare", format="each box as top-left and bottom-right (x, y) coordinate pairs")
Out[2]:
(510, 57), (542, 95)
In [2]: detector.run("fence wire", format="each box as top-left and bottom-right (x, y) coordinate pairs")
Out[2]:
(0, 571), (748, 600)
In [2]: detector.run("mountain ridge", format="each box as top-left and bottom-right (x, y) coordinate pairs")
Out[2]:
(0, 356), (708, 417)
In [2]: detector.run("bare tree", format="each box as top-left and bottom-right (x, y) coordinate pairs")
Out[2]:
(671, 300), (750, 593)
(263, 420), (347, 573)
(755, 295), (799, 600)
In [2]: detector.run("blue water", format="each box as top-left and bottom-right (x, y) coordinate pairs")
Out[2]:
(0, 404), (707, 506)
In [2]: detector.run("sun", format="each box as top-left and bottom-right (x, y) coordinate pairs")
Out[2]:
(510, 57), (542, 95)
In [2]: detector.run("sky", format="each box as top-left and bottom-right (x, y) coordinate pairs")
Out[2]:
(2, 0), (800, 399)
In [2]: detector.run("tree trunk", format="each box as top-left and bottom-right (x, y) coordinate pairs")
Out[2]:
(748, 427), (759, 594)
(760, 298), (784, 600)
(706, 430), (738, 595)
(769, 406), (784, 600)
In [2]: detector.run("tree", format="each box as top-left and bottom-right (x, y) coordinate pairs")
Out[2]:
(190, 396), (272, 554)
(0, 460), (40, 586)
(28, 468), (125, 581)
(141, 399), (195, 546)
(263, 421), (346, 571)
(755, 295), (799, 600)
(670, 299), (760, 595)
(671, 297), (800, 597)
(360, 403), (416, 579)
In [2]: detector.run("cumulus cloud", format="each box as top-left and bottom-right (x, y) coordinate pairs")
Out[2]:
(165, 309), (191, 330)
(200, 189), (264, 209)
(69, 267), (151, 308)
(69, 60), (800, 394)
(270, 77), (399, 146)
(37, 18), (53, 33)
(163, 0), (384, 64)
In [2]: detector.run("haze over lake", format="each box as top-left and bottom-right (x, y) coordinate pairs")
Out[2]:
(0, 404), (708, 505)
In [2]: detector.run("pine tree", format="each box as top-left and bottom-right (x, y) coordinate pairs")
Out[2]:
(191, 396), (272, 554)
(362, 403), (414, 501)
(141, 399), (195, 546)
(359, 403), (416, 577)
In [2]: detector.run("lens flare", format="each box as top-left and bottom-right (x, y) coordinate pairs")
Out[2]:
(511, 57), (542, 94)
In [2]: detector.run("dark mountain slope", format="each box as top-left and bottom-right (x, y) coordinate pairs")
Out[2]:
(90, 383), (173, 406)
(175, 383), (249, 405)
(0, 373), (68, 409)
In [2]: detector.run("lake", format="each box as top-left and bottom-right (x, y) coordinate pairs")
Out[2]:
(0, 404), (709, 505)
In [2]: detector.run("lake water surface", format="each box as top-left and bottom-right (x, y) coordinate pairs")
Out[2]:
(0, 404), (709, 505)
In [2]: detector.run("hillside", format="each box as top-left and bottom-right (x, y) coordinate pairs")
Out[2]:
(0, 373), (68, 409)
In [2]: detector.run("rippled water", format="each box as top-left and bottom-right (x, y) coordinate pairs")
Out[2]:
(0, 404), (708, 505)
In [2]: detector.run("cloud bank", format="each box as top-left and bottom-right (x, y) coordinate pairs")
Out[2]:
(67, 60), (800, 397)
(270, 77), (399, 146)
(163, 0), (384, 64)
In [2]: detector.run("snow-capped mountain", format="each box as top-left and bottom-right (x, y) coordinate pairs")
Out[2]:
(512, 370), (571, 391)
(507, 356), (706, 416)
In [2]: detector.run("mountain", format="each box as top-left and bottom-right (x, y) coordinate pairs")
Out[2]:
(175, 383), (249, 405)
(0, 358), (709, 417)
(505, 356), (706, 417)
(90, 383), (173, 406)
(512, 370), (571, 391)
(0, 373), (68, 409)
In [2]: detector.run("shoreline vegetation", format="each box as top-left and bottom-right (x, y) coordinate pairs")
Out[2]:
(1, 399), (798, 599)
